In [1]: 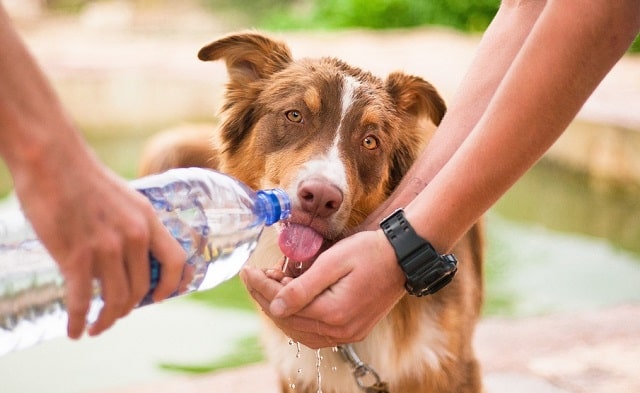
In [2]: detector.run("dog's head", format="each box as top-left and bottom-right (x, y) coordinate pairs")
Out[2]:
(199, 32), (446, 268)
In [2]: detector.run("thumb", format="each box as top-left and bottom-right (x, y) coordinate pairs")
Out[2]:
(269, 248), (348, 318)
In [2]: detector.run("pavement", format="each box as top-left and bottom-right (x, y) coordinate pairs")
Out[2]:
(96, 304), (640, 393)
(6, 3), (640, 393)
(2, 295), (638, 393)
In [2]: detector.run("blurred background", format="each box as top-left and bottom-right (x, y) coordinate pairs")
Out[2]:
(0, 1), (639, 392)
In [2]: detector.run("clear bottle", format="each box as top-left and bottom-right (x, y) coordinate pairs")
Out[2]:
(0, 167), (290, 356)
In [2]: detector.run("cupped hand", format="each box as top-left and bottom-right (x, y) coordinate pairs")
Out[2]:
(240, 229), (406, 349)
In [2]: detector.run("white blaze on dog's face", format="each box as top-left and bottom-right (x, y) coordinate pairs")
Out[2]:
(198, 33), (446, 266)
(266, 75), (362, 230)
(251, 63), (405, 263)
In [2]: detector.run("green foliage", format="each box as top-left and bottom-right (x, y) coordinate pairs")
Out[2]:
(308, 0), (498, 31)
(158, 336), (264, 374)
(631, 34), (640, 53)
(0, 163), (11, 199)
(249, 0), (500, 32)
(165, 277), (263, 373)
(186, 276), (256, 311)
(206, 0), (640, 54)
(45, 0), (91, 13)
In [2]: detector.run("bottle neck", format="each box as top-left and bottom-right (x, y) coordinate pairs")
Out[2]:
(256, 189), (291, 225)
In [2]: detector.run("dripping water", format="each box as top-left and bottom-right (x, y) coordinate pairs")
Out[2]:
(315, 348), (323, 393)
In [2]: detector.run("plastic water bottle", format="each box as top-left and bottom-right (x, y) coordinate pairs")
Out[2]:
(0, 167), (290, 356)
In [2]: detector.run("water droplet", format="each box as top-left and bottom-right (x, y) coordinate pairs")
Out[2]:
(316, 349), (323, 393)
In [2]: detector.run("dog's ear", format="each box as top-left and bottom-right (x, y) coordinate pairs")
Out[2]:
(386, 72), (446, 126)
(198, 33), (293, 173)
(198, 32), (293, 85)
(385, 72), (447, 190)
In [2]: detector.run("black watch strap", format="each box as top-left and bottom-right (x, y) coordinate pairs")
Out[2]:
(380, 209), (458, 297)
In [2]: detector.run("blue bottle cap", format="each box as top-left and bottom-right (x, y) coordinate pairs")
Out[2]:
(256, 189), (291, 225)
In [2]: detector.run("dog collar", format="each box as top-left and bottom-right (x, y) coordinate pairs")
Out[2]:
(380, 208), (458, 297)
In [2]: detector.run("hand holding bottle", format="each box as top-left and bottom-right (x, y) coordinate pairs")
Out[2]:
(0, 4), (187, 340)
(12, 153), (187, 339)
(1, 167), (290, 355)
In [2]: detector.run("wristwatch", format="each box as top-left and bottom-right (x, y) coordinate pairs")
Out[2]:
(380, 209), (458, 297)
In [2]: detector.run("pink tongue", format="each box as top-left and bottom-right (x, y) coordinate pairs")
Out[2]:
(278, 224), (324, 262)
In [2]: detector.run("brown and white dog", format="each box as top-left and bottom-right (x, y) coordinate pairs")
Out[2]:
(139, 32), (484, 393)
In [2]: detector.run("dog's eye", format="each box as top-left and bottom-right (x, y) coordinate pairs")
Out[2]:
(285, 110), (303, 123)
(362, 136), (378, 150)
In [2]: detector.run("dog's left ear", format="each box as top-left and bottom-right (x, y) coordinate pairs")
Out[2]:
(385, 72), (446, 126)
(385, 72), (447, 189)
(198, 32), (293, 86)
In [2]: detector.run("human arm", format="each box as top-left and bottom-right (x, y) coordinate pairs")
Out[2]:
(0, 5), (186, 338)
(406, 0), (640, 253)
(241, 0), (640, 348)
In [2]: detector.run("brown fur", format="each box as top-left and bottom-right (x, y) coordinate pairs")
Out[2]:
(139, 32), (483, 393)
(137, 124), (218, 175)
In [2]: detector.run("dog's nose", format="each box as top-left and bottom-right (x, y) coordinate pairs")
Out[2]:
(297, 178), (343, 218)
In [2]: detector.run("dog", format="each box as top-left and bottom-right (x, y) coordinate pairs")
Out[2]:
(139, 32), (484, 393)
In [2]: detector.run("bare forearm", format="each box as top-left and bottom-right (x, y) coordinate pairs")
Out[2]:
(0, 5), (88, 175)
(408, 0), (640, 252)
(365, 0), (546, 226)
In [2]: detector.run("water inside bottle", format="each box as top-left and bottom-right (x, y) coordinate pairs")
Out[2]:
(0, 173), (267, 355)
(139, 180), (265, 302)
(0, 240), (103, 354)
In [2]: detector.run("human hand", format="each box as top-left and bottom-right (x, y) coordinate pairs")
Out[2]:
(13, 154), (186, 339)
(240, 229), (406, 348)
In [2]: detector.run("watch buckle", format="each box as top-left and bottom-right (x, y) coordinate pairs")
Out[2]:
(411, 254), (458, 297)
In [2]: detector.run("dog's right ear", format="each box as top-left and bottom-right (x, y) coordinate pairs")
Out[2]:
(198, 32), (293, 85)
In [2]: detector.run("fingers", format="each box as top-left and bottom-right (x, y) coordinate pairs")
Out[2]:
(240, 266), (284, 308)
(239, 231), (403, 348)
(87, 236), (128, 336)
(268, 251), (347, 318)
(122, 227), (152, 310)
(87, 211), (185, 337)
(62, 262), (92, 339)
(241, 266), (340, 348)
(147, 218), (186, 302)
